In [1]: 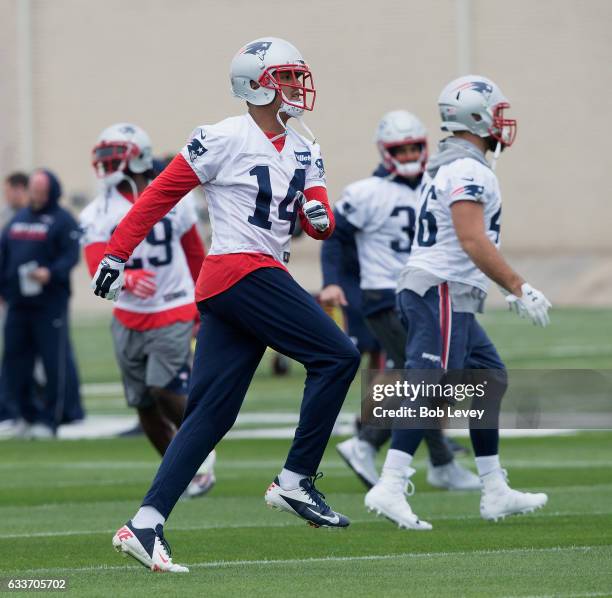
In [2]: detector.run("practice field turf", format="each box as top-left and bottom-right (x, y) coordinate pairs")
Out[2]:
(1, 434), (611, 597)
(1, 308), (612, 596)
(74, 307), (612, 416)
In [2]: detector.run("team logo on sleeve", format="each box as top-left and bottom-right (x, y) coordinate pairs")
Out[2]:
(315, 158), (325, 178)
(451, 184), (484, 199)
(294, 151), (311, 166)
(187, 138), (207, 162)
(341, 202), (355, 215)
(242, 41), (272, 60)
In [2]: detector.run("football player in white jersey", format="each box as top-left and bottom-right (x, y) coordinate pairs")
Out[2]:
(365, 76), (552, 531)
(322, 111), (480, 492)
(92, 39), (360, 572)
(80, 123), (216, 501)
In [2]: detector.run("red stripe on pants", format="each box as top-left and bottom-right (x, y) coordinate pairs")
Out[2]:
(438, 283), (452, 369)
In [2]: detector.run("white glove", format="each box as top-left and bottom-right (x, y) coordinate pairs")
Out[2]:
(295, 191), (329, 232)
(505, 282), (551, 327)
(91, 255), (125, 301)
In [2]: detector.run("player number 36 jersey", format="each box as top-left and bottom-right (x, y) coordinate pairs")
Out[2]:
(335, 176), (420, 290)
(408, 157), (502, 293)
(180, 113), (326, 263)
(80, 188), (198, 313)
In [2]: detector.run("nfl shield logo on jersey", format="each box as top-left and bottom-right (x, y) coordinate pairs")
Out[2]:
(187, 138), (207, 162)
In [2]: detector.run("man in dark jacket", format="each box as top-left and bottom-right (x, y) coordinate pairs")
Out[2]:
(0, 169), (82, 437)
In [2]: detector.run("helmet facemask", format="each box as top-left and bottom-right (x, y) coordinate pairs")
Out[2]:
(259, 64), (316, 115)
(92, 141), (141, 188)
(380, 140), (428, 178)
(488, 102), (517, 147)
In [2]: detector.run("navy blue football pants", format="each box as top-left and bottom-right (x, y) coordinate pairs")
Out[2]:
(142, 267), (361, 518)
(391, 286), (507, 457)
(339, 271), (380, 353)
(2, 302), (82, 429)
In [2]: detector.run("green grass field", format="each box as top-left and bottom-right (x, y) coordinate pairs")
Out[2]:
(1, 308), (611, 596)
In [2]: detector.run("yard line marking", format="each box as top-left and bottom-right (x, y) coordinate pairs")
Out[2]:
(81, 382), (123, 396)
(1, 458), (611, 471)
(4, 477), (612, 493)
(2, 483), (612, 513)
(2, 414), (589, 441)
(8, 545), (609, 576)
(1, 510), (611, 540)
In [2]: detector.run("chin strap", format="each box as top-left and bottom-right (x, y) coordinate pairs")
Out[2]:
(490, 140), (502, 171)
(273, 108), (317, 145)
(267, 110), (289, 143)
(125, 174), (140, 200)
(293, 117), (317, 144)
(103, 173), (140, 201)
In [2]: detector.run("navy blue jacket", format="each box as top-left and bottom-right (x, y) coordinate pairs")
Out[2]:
(0, 173), (80, 307)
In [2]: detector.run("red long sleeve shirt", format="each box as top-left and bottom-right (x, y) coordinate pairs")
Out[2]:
(106, 133), (334, 302)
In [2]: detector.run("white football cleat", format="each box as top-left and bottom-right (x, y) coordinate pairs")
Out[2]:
(480, 469), (548, 521)
(265, 473), (350, 528)
(427, 461), (481, 491)
(365, 467), (432, 530)
(0, 419), (28, 439)
(25, 423), (55, 440)
(112, 521), (189, 573)
(336, 436), (379, 489)
(183, 450), (216, 499)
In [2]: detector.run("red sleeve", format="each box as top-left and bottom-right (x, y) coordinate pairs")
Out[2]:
(180, 224), (206, 284)
(84, 242), (107, 277)
(299, 186), (335, 240)
(105, 154), (200, 260)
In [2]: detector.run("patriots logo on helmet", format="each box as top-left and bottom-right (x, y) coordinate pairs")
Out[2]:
(451, 184), (485, 199)
(187, 138), (207, 162)
(242, 41), (272, 61)
(454, 81), (494, 97)
(119, 125), (136, 135)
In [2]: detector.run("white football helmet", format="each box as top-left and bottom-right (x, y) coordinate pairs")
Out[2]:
(376, 111), (428, 177)
(230, 37), (315, 117)
(438, 75), (517, 147)
(92, 123), (154, 188)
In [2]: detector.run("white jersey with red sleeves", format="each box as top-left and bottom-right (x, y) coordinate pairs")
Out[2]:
(79, 187), (198, 313)
(336, 176), (420, 290)
(407, 157), (502, 292)
(180, 113), (326, 264)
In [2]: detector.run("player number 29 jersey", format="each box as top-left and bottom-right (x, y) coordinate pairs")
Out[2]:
(80, 188), (198, 313)
(179, 114), (326, 264)
(407, 157), (502, 292)
(335, 176), (420, 290)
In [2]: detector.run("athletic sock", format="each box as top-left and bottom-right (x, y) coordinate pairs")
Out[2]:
(278, 468), (307, 490)
(381, 448), (414, 473)
(475, 454), (501, 477)
(132, 506), (165, 530)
